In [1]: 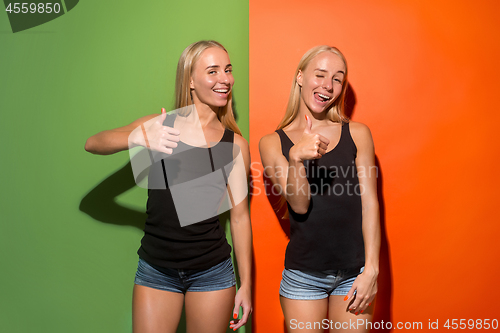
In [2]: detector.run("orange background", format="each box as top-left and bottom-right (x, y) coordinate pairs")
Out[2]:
(249, 0), (500, 331)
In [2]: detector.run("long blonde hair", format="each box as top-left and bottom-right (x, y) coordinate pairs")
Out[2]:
(175, 40), (242, 136)
(277, 46), (349, 130)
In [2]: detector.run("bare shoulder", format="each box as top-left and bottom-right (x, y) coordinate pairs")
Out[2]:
(349, 121), (374, 150)
(349, 121), (372, 136)
(234, 133), (250, 157)
(259, 132), (281, 154)
(349, 121), (373, 140)
(233, 133), (249, 149)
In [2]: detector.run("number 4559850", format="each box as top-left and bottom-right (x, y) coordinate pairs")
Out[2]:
(444, 319), (498, 330)
(5, 3), (62, 14)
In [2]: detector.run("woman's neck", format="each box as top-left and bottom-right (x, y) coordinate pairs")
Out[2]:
(193, 102), (221, 129)
(297, 106), (329, 129)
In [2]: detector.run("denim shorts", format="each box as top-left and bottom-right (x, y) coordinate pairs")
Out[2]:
(134, 257), (236, 293)
(279, 267), (364, 300)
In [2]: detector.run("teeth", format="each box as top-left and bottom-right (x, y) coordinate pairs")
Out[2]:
(317, 93), (331, 100)
(214, 89), (228, 93)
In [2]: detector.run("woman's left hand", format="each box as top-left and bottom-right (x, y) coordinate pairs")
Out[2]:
(345, 267), (378, 314)
(229, 284), (252, 331)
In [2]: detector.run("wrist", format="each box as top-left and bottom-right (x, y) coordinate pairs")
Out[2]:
(362, 265), (379, 277)
(129, 126), (145, 148)
(288, 147), (303, 163)
(238, 282), (252, 290)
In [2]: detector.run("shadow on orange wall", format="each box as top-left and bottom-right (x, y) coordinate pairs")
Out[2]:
(373, 155), (392, 331)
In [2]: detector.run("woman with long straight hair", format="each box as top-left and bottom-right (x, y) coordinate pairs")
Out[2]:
(85, 40), (252, 333)
(260, 45), (380, 332)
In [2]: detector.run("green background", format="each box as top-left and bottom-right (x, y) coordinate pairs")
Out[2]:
(0, 1), (249, 332)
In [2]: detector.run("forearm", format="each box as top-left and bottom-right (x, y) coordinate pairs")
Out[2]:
(85, 128), (141, 155)
(285, 151), (311, 214)
(362, 202), (381, 275)
(230, 214), (252, 287)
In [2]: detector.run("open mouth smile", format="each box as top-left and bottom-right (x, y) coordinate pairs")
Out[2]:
(314, 92), (332, 103)
(213, 88), (230, 98)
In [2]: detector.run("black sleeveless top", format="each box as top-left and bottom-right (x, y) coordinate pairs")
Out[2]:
(137, 114), (233, 270)
(277, 122), (365, 271)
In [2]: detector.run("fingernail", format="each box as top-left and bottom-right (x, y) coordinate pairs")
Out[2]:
(361, 310), (364, 314)
(368, 303), (371, 306)
(233, 313), (237, 319)
(344, 296), (348, 301)
(355, 312), (358, 315)
(305, 115), (307, 120)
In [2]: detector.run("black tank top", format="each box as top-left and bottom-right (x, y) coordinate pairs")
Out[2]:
(277, 122), (365, 271)
(137, 114), (233, 270)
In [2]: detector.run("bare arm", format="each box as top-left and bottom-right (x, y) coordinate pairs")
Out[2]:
(345, 121), (381, 314)
(84, 113), (158, 155)
(84, 109), (180, 155)
(228, 134), (253, 331)
(259, 116), (329, 214)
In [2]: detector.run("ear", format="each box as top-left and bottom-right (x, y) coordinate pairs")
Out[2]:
(189, 77), (194, 89)
(296, 70), (303, 87)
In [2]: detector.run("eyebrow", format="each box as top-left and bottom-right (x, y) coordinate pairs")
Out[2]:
(205, 64), (232, 70)
(314, 68), (345, 75)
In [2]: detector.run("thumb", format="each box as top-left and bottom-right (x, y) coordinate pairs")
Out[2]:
(344, 284), (356, 303)
(232, 303), (239, 320)
(304, 115), (312, 134)
(157, 110), (167, 125)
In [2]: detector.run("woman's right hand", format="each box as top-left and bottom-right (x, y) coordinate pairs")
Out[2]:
(131, 108), (180, 154)
(289, 115), (330, 162)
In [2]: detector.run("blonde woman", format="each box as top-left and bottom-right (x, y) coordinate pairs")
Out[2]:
(85, 40), (252, 333)
(259, 46), (380, 332)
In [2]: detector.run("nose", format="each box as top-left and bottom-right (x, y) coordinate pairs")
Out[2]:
(323, 79), (333, 91)
(219, 72), (230, 84)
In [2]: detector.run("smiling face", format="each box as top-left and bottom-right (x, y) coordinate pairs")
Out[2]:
(297, 51), (346, 115)
(190, 47), (234, 110)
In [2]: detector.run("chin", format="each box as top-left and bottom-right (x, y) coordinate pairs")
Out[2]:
(198, 98), (229, 109)
(309, 104), (330, 114)
(213, 100), (228, 108)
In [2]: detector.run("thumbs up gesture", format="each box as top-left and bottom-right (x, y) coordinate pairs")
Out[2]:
(141, 108), (180, 154)
(289, 115), (330, 162)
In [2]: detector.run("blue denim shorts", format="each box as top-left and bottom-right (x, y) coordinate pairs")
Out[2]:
(134, 257), (236, 293)
(279, 267), (364, 300)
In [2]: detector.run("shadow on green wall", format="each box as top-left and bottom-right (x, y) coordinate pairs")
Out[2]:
(79, 162), (146, 230)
